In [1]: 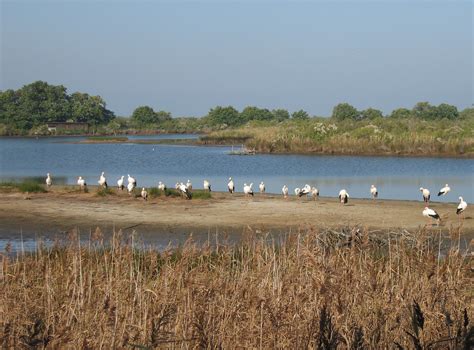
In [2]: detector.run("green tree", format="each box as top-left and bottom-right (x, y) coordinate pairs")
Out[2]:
(433, 103), (459, 120)
(291, 109), (309, 120)
(332, 103), (359, 121)
(240, 106), (273, 122)
(131, 106), (157, 125)
(155, 110), (172, 123)
(360, 108), (383, 120)
(17, 81), (70, 125)
(206, 106), (240, 126)
(389, 108), (411, 119)
(70, 92), (114, 125)
(272, 109), (290, 121)
(412, 102), (435, 119)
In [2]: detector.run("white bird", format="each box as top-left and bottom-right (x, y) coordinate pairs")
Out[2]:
(294, 187), (301, 196)
(127, 182), (135, 194)
(45, 173), (52, 187)
(158, 181), (166, 191)
(297, 184), (311, 198)
(175, 182), (180, 190)
(98, 171), (108, 188)
(370, 185), (378, 199)
(128, 174), (137, 187)
(117, 176), (124, 190)
(77, 176), (87, 190)
(243, 183), (254, 197)
(203, 180), (211, 192)
(338, 189), (349, 204)
(259, 181), (265, 194)
(437, 184), (450, 197)
(186, 179), (192, 191)
(456, 197), (467, 217)
(311, 187), (319, 200)
(179, 182), (192, 199)
(228, 177), (235, 194)
(419, 187), (430, 203)
(423, 207), (440, 225)
(141, 187), (148, 201)
(282, 185), (289, 198)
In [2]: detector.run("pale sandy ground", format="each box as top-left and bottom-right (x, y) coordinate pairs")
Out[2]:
(0, 186), (472, 243)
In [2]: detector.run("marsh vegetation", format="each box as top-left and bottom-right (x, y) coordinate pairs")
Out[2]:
(1, 227), (472, 348)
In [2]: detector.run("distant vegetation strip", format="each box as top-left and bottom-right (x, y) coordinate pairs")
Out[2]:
(1, 228), (472, 348)
(2, 81), (473, 156)
(199, 117), (474, 157)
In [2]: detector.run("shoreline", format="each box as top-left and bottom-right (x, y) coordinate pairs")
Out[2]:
(2, 133), (472, 158)
(1, 187), (472, 240)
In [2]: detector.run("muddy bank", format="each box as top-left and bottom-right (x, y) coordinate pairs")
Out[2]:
(0, 187), (471, 244)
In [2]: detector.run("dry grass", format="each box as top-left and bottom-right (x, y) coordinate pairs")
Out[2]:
(1, 227), (473, 348)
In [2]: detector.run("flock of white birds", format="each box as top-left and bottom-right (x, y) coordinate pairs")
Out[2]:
(44, 172), (468, 225)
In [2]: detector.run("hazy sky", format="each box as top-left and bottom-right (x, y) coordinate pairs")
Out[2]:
(1, 0), (472, 117)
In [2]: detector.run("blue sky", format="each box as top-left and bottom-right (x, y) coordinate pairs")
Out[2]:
(1, 0), (472, 117)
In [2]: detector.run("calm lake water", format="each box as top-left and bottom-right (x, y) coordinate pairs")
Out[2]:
(1, 134), (472, 252)
(0, 134), (473, 202)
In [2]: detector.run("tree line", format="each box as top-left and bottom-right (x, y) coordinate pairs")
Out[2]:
(0, 81), (471, 134)
(0, 81), (115, 132)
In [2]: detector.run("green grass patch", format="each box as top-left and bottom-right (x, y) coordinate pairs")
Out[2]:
(192, 190), (212, 199)
(0, 181), (46, 193)
(96, 187), (114, 196)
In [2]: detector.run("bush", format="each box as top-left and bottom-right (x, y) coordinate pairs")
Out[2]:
(96, 187), (114, 196)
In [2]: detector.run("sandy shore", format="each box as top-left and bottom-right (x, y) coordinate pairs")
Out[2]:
(0, 186), (472, 242)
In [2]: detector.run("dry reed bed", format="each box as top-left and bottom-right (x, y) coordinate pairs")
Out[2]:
(1, 227), (473, 349)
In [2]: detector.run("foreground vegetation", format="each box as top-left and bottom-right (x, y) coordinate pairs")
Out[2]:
(201, 115), (474, 157)
(1, 227), (472, 348)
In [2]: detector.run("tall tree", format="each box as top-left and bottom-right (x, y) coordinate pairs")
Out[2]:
(291, 109), (310, 120)
(360, 108), (383, 120)
(206, 106), (240, 126)
(332, 103), (359, 121)
(272, 109), (290, 121)
(70, 92), (114, 125)
(433, 103), (459, 120)
(389, 108), (411, 119)
(240, 106), (273, 122)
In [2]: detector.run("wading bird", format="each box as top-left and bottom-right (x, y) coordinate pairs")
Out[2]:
(158, 181), (166, 191)
(77, 176), (87, 191)
(117, 176), (124, 190)
(98, 172), (108, 188)
(186, 179), (192, 191)
(297, 184), (311, 198)
(311, 187), (319, 200)
(244, 183), (254, 197)
(228, 177), (235, 194)
(419, 187), (430, 203)
(45, 173), (52, 188)
(204, 180), (211, 191)
(422, 207), (440, 225)
(438, 184), (450, 197)
(370, 185), (378, 199)
(282, 185), (289, 198)
(294, 187), (301, 196)
(339, 189), (349, 204)
(127, 182), (135, 194)
(128, 174), (137, 187)
(456, 197), (467, 218)
(179, 182), (192, 199)
(259, 181), (265, 194)
(141, 187), (148, 201)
